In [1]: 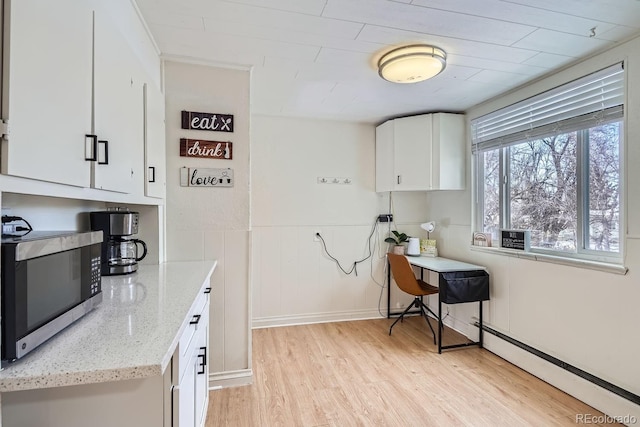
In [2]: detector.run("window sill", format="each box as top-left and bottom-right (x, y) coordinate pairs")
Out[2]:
(469, 245), (628, 275)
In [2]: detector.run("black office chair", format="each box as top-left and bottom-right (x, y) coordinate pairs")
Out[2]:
(387, 253), (440, 344)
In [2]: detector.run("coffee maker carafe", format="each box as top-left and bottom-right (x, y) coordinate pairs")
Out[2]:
(90, 209), (147, 275)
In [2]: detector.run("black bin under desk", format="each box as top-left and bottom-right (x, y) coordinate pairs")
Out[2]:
(438, 270), (490, 353)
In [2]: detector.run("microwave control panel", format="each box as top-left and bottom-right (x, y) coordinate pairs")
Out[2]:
(91, 256), (101, 295)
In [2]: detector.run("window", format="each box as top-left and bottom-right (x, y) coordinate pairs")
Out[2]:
(473, 64), (624, 262)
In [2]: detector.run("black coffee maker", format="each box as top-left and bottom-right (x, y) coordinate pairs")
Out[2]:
(90, 208), (147, 275)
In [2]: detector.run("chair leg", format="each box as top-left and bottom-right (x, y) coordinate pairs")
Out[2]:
(389, 299), (418, 335)
(418, 302), (437, 345)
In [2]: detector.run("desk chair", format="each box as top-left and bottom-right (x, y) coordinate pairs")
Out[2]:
(387, 253), (440, 344)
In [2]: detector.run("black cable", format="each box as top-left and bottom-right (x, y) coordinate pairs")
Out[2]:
(316, 217), (379, 276)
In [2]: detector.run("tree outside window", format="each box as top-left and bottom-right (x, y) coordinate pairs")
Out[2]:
(479, 122), (620, 257)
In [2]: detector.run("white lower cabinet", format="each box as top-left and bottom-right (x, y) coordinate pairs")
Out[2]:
(1, 286), (211, 427)
(173, 287), (210, 427)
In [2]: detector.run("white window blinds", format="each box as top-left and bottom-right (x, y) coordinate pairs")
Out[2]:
(471, 63), (624, 152)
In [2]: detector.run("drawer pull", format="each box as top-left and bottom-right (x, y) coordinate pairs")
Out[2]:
(197, 346), (207, 375)
(190, 314), (201, 325)
(204, 287), (211, 294)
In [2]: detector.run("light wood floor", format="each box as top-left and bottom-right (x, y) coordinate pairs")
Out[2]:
(206, 317), (617, 426)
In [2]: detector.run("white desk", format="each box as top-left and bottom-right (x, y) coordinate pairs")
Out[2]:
(405, 256), (485, 273)
(386, 255), (489, 353)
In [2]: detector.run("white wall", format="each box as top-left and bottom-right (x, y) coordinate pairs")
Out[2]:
(251, 115), (430, 326)
(424, 35), (640, 418)
(0, 193), (163, 265)
(163, 61), (251, 385)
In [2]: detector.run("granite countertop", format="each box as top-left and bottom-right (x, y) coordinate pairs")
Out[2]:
(0, 260), (217, 392)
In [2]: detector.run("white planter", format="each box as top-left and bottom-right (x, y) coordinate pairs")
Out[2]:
(392, 245), (405, 255)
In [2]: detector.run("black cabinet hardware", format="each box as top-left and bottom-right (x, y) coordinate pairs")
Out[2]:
(85, 134), (97, 161)
(197, 346), (207, 375)
(97, 140), (109, 165)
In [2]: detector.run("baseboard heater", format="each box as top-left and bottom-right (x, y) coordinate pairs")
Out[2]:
(475, 322), (640, 406)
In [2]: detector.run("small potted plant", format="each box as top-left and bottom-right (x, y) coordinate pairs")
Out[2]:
(385, 231), (409, 255)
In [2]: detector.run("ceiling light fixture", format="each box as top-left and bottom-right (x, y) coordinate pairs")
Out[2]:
(378, 44), (447, 84)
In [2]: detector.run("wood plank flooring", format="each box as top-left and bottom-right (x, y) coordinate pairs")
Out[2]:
(206, 317), (618, 426)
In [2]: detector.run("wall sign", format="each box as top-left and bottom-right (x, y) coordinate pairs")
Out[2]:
(181, 110), (234, 132)
(500, 229), (530, 251)
(180, 138), (232, 160)
(180, 167), (234, 187)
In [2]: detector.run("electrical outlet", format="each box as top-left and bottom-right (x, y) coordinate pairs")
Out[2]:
(378, 214), (393, 222)
(314, 230), (321, 241)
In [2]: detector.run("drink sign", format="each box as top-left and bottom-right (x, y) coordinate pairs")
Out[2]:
(180, 138), (232, 160)
(181, 110), (234, 133)
(180, 167), (234, 187)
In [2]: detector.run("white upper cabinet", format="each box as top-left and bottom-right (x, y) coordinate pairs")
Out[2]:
(1, 0), (164, 203)
(1, 0), (94, 187)
(144, 82), (166, 199)
(375, 113), (466, 192)
(431, 113), (466, 190)
(92, 10), (142, 193)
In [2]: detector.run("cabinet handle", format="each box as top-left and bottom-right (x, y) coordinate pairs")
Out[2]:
(97, 140), (109, 165)
(397, 175), (402, 185)
(190, 314), (201, 325)
(85, 134), (97, 161)
(197, 346), (207, 375)
(148, 166), (156, 183)
(204, 287), (211, 294)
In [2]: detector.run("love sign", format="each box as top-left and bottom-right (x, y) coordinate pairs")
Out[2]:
(180, 167), (234, 187)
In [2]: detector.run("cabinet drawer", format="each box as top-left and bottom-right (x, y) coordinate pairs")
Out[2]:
(176, 286), (210, 382)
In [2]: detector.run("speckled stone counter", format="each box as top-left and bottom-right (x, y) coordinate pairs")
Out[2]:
(0, 260), (217, 392)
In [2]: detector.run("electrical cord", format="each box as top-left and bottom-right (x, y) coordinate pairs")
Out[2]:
(1, 215), (33, 237)
(316, 217), (379, 277)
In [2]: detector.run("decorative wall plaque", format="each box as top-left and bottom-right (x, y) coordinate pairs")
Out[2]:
(500, 229), (530, 251)
(180, 167), (234, 187)
(181, 110), (234, 132)
(472, 232), (492, 247)
(180, 138), (232, 159)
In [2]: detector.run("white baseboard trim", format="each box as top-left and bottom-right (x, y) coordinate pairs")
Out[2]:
(208, 369), (253, 389)
(252, 308), (385, 329)
(482, 332), (640, 424)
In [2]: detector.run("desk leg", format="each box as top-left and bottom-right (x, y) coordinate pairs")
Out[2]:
(438, 299), (442, 354)
(479, 300), (483, 348)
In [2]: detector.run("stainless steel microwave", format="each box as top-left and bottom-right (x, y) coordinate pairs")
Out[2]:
(1, 231), (103, 362)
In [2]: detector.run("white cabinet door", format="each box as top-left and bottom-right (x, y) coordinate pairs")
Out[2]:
(174, 289), (210, 427)
(432, 113), (466, 190)
(375, 120), (394, 192)
(178, 352), (197, 427)
(144, 82), (166, 199)
(1, 0), (93, 187)
(393, 115), (432, 191)
(194, 307), (209, 427)
(93, 10), (142, 193)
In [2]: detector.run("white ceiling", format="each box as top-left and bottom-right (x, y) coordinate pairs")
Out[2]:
(134, 0), (640, 124)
